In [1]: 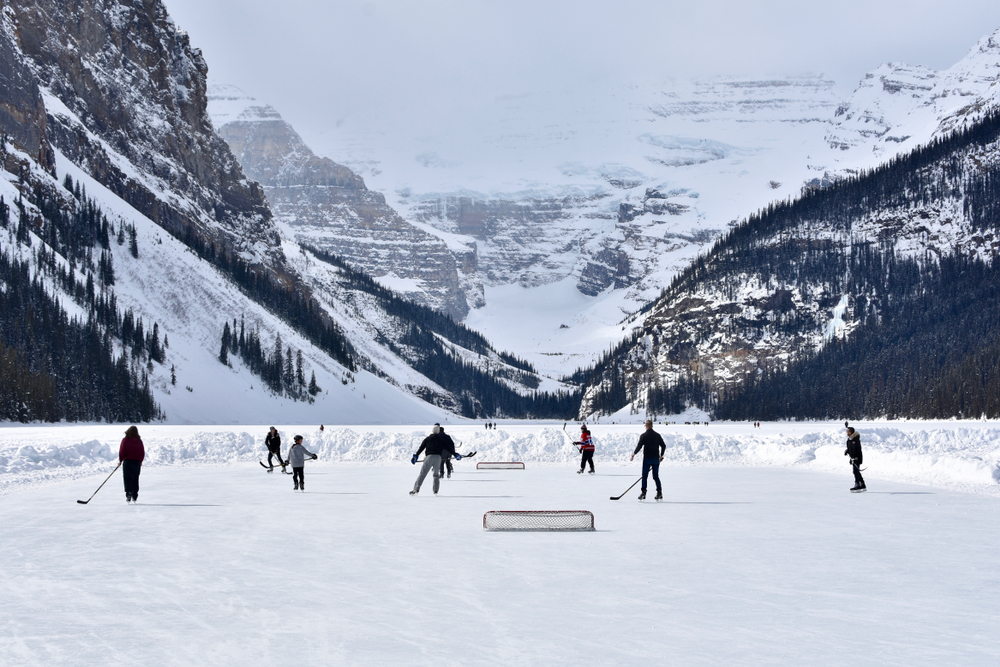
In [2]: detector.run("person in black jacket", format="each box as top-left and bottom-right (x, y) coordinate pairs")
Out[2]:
(631, 420), (667, 500)
(845, 426), (866, 492)
(409, 424), (461, 495)
(265, 426), (285, 471)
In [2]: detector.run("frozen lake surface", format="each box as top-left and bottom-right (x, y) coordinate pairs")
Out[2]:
(2, 424), (998, 665)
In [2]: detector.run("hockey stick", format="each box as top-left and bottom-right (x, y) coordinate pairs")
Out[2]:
(610, 477), (642, 501)
(77, 462), (122, 504)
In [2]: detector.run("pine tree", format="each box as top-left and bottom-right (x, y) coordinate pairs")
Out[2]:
(128, 225), (138, 258)
(219, 322), (231, 365)
(308, 371), (320, 396)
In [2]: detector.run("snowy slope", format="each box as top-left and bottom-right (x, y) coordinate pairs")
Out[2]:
(287, 28), (1000, 378)
(32, 148), (450, 425)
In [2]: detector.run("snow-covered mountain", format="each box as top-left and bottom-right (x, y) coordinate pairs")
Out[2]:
(208, 86), (470, 320)
(236, 27), (1000, 381)
(0, 0), (564, 424)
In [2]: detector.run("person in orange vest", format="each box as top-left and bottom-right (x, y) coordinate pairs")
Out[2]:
(576, 426), (596, 474)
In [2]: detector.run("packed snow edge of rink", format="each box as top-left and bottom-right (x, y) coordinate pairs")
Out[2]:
(2, 422), (999, 497)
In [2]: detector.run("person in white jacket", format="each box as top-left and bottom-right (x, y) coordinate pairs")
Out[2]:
(287, 435), (317, 491)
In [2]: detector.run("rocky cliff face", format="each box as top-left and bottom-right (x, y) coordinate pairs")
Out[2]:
(0, 9), (52, 174)
(580, 128), (1000, 419)
(208, 86), (469, 320)
(4, 0), (282, 268)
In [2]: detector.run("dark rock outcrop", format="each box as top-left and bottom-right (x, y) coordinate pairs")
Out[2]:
(6, 0), (282, 268)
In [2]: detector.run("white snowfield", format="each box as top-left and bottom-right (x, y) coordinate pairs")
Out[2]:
(1, 422), (998, 666)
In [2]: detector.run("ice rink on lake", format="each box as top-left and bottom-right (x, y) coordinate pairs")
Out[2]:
(2, 452), (998, 666)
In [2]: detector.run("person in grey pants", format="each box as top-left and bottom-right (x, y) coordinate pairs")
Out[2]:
(287, 435), (317, 491)
(410, 424), (461, 495)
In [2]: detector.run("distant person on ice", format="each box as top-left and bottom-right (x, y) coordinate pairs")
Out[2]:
(410, 423), (461, 495)
(576, 425), (595, 474)
(845, 426), (866, 493)
(630, 420), (666, 500)
(119, 425), (145, 503)
(287, 435), (317, 491)
(265, 426), (285, 472)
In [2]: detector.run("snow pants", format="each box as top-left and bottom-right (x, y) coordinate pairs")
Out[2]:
(580, 449), (595, 472)
(292, 466), (305, 489)
(414, 454), (442, 493)
(852, 461), (865, 488)
(641, 457), (662, 493)
(122, 459), (142, 500)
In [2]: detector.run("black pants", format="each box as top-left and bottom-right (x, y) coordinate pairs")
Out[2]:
(123, 459), (142, 499)
(293, 466), (304, 488)
(267, 448), (285, 467)
(852, 462), (865, 487)
(440, 457), (453, 477)
(641, 458), (662, 493)
(580, 449), (595, 472)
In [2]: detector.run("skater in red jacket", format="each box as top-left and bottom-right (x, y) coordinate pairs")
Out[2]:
(576, 426), (596, 474)
(119, 425), (145, 503)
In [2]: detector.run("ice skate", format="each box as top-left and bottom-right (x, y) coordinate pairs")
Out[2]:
(409, 489), (418, 495)
(577, 469), (584, 474)
(588, 469), (595, 474)
(655, 491), (663, 501)
(638, 490), (646, 500)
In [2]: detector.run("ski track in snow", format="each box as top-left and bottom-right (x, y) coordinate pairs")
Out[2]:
(2, 421), (999, 498)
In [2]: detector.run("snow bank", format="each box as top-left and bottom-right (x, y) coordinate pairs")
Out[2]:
(2, 423), (999, 496)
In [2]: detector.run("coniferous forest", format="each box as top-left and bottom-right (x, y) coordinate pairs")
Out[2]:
(0, 186), (162, 422)
(583, 109), (1000, 420)
(304, 245), (580, 419)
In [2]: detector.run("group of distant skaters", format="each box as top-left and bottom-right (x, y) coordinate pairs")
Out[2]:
(573, 420), (866, 497)
(109, 421), (865, 503)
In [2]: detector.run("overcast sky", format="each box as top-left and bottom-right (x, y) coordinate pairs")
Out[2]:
(164, 0), (1000, 160)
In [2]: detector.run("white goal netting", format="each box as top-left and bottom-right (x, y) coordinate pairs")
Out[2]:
(483, 510), (595, 532)
(476, 461), (525, 470)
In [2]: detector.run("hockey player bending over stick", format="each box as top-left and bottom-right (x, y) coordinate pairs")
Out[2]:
(630, 420), (666, 500)
(410, 424), (461, 495)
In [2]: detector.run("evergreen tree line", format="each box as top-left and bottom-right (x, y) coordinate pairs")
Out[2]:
(715, 252), (1000, 420)
(399, 322), (578, 418)
(173, 226), (355, 373)
(0, 244), (162, 422)
(302, 245), (577, 418)
(218, 317), (321, 402)
(582, 108), (1000, 419)
(302, 244), (537, 373)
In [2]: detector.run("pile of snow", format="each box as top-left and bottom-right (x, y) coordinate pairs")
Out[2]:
(2, 422), (998, 496)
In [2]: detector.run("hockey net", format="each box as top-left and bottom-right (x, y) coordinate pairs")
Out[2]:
(476, 461), (525, 470)
(483, 510), (595, 532)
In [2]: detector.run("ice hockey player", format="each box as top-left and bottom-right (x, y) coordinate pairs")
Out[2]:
(119, 425), (145, 503)
(576, 425), (595, 474)
(845, 426), (866, 492)
(287, 435), (317, 491)
(265, 426), (285, 472)
(410, 423), (461, 495)
(630, 420), (666, 500)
